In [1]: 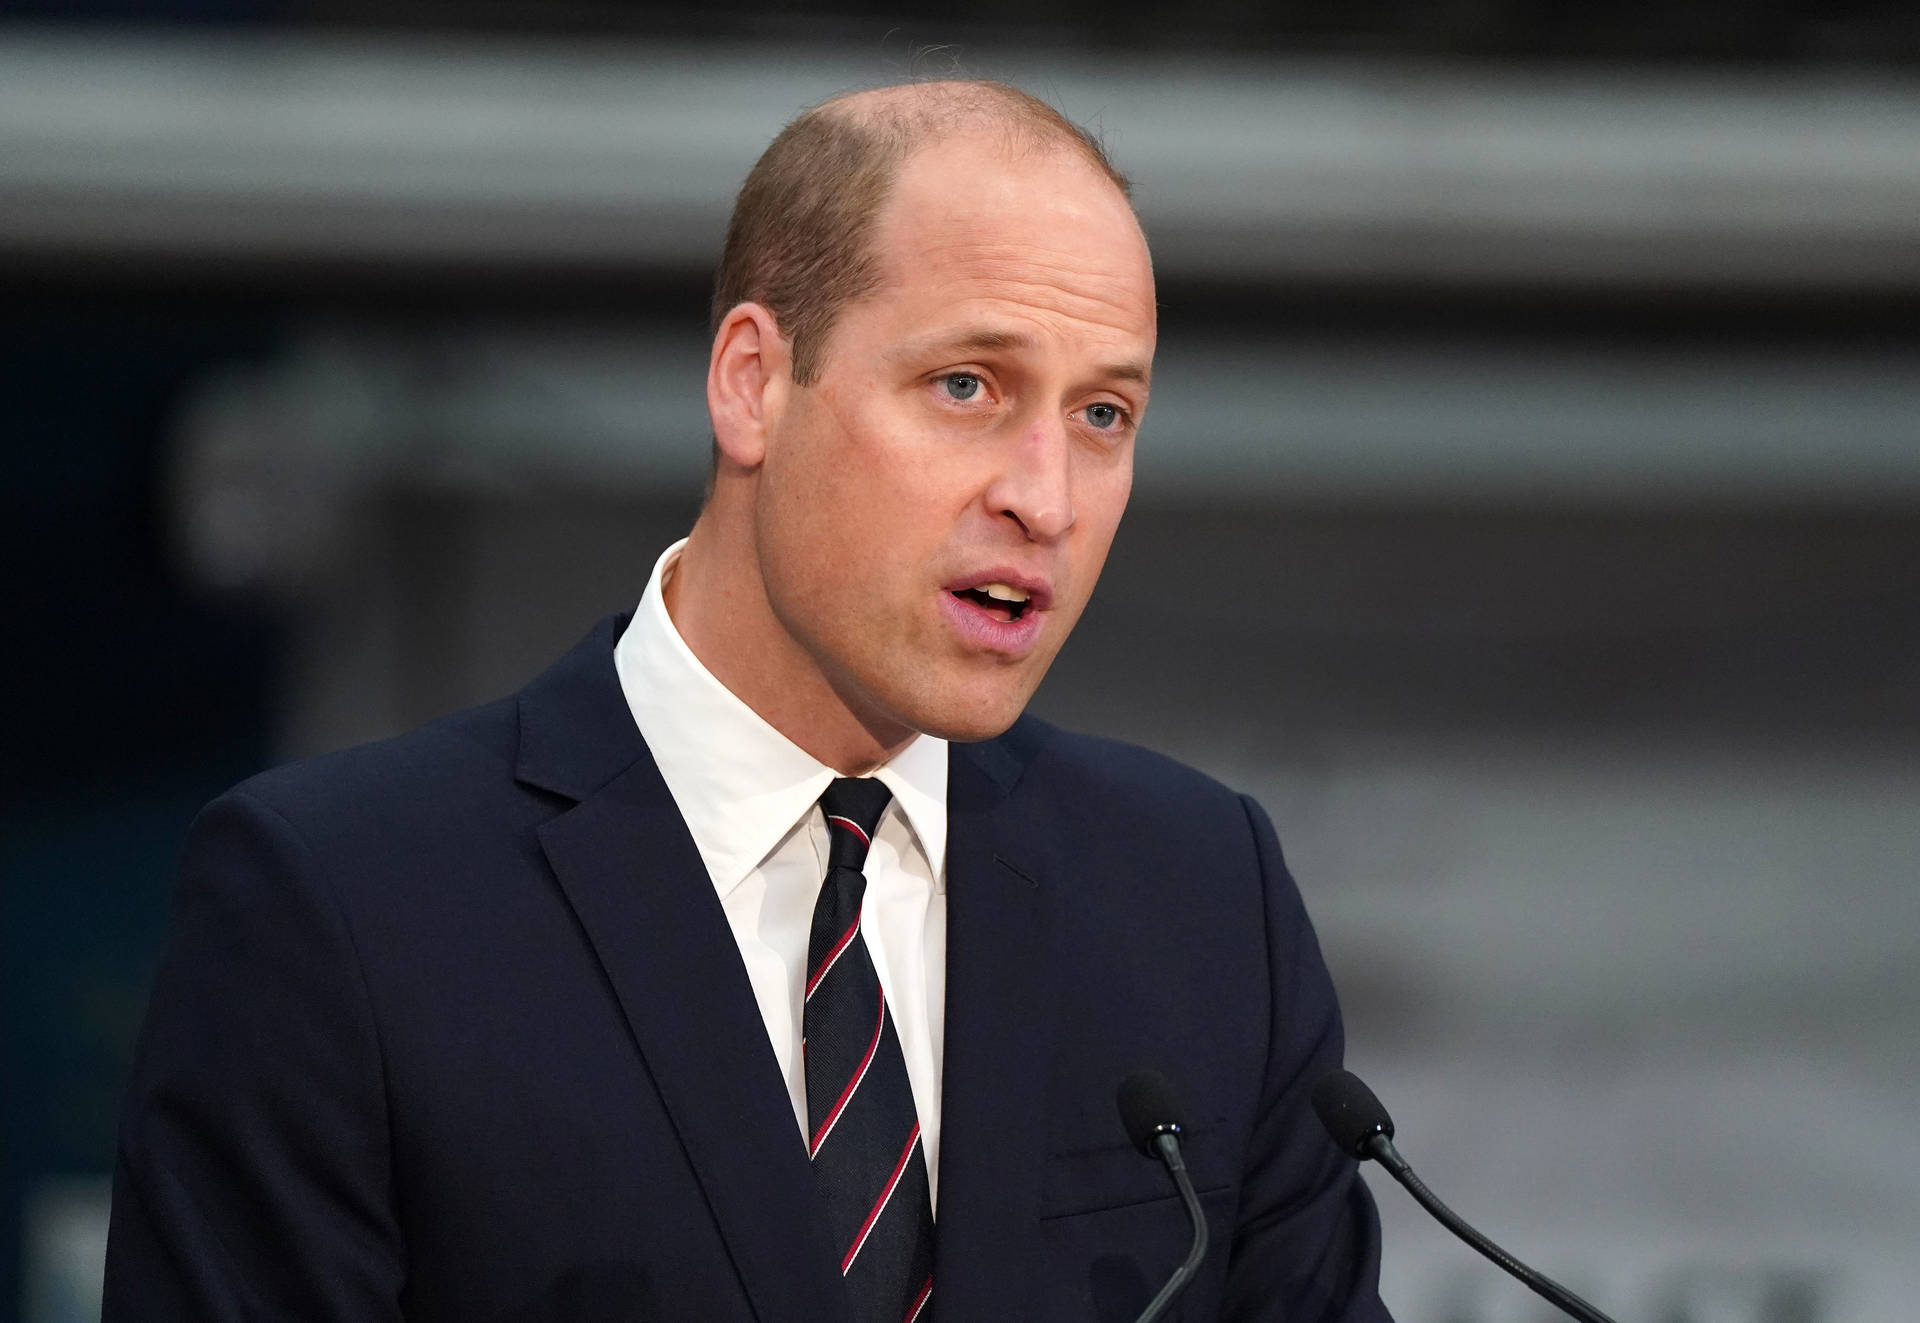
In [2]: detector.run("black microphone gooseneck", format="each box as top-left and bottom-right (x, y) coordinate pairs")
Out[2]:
(1311, 1070), (1620, 1323)
(1116, 1071), (1209, 1323)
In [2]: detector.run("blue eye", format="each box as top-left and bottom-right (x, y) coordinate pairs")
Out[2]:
(1084, 402), (1122, 430)
(942, 374), (982, 401)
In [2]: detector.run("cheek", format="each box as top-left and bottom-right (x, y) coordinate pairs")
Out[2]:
(759, 401), (868, 557)
(1073, 458), (1133, 561)
(818, 421), (976, 558)
(763, 385), (1017, 616)
(1089, 458), (1133, 530)
(757, 427), (938, 621)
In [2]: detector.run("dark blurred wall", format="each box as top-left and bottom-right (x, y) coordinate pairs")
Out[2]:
(0, 302), (283, 1322)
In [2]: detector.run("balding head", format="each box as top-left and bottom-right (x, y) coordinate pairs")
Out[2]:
(711, 80), (1133, 386)
(683, 80), (1154, 769)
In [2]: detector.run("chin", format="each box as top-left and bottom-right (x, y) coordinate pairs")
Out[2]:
(917, 710), (1022, 744)
(901, 682), (1036, 744)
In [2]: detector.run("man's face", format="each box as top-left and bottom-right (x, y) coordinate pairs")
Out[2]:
(751, 133), (1156, 744)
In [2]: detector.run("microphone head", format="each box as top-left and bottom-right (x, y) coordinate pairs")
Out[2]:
(1311, 1070), (1396, 1159)
(1116, 1070), (1187, 1157)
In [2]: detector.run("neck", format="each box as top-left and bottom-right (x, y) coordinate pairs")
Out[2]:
(664, 515), (915, 776)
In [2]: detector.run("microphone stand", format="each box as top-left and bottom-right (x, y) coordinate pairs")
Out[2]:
(1363, 1133), (1618, 1323)
(1135, 1130), (1209, 1323)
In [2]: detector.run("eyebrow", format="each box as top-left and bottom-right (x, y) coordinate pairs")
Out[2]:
(891, 327), (1151, 386)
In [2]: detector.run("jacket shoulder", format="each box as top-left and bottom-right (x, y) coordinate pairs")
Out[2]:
(215, 694), (528, 850)
(970, 714), (1266, 878)
(224, 611), (632, 837)
(989, 713), (1250, 814)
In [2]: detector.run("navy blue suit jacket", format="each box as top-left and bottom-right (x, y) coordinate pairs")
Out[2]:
(106, 616), (1390, 1321)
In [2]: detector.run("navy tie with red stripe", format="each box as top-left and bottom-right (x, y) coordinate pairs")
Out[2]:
(804, 778), (935, 1323)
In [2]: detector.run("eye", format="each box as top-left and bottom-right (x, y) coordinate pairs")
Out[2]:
(1081, 402), (1127, 431)
(941, 373), (983, 402)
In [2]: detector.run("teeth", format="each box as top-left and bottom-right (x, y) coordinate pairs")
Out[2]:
(980, 582), (1030, 603)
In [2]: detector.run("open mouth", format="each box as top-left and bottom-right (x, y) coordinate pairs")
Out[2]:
(949, 583), (1032, 623)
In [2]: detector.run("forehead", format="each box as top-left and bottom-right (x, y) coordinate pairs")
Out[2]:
(861, 132), (1157, 353)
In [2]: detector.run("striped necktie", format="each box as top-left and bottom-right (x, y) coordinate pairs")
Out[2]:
(804, 777), (935, 1323)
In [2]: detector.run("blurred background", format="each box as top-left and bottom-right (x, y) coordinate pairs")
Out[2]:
(4, 2), (1918, 1320)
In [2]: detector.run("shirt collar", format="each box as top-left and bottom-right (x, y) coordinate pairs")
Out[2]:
(613, 539), (948, 898)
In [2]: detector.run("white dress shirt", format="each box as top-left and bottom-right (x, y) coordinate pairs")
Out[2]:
(613, 540), (949, 1206)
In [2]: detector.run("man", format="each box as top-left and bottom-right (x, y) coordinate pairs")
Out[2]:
(106, 81), (1390, 1321)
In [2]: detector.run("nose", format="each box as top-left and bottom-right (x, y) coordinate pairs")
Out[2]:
(986, 414), (1076, 542)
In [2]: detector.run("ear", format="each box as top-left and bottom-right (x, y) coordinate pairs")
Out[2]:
(706, 302), (792, 471)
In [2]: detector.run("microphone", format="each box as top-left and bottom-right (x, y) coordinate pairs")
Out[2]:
(1116, 1071), (1209, 1323)
(1310, 1070), (1620, 1323)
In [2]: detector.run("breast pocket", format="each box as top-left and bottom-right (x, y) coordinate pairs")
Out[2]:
(1033, 1130), (1236, 1323)
(1038, 1122), (1235, 1221)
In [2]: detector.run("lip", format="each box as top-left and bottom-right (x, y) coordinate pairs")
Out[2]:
(942, 568), (1055, 613)
(938, 568), (1054, 658)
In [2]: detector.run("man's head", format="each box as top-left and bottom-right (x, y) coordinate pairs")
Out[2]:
(711, 82), (1135, 386)
(679, 80), (1155, 771)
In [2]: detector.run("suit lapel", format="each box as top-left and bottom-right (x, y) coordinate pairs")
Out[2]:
(930, 730), (1057, 1321)
(517, 619), (845, 1323)
(515, 621), (1063, 1321)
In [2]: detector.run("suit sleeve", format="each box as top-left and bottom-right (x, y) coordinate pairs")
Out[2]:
(1219, 794), (1394, 1323)
(104, 789), (407, 1322)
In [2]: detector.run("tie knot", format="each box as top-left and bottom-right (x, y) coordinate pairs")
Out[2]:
(819, 777), (892, 870)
